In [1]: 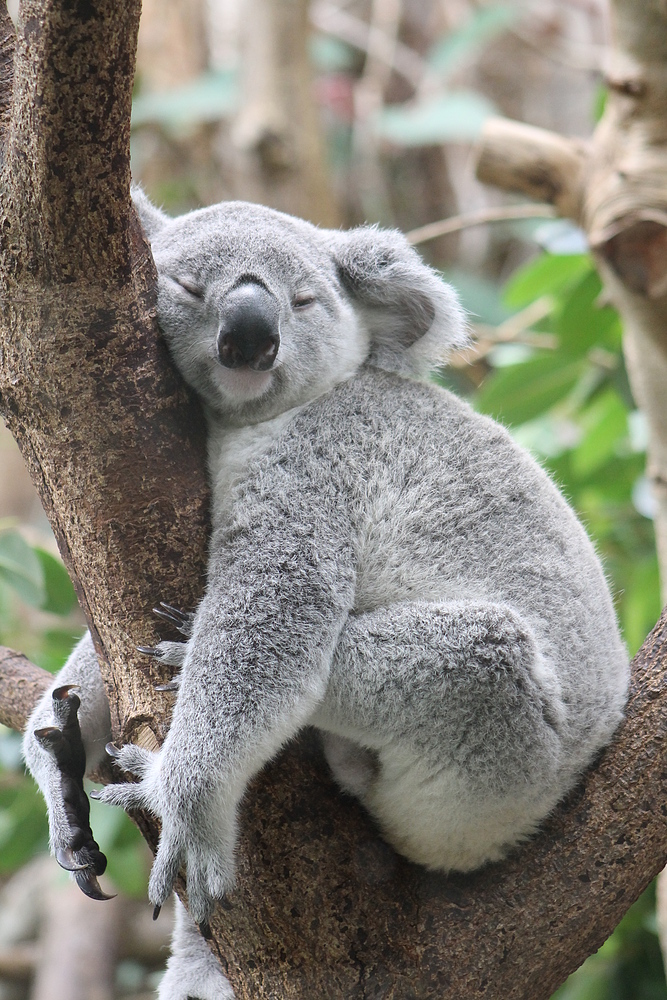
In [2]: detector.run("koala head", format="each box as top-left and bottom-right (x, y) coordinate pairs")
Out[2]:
(132, 188), (468, 425)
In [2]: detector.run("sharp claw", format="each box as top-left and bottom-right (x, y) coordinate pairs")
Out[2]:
(52, 684), (81, 700)
(56, 847), (89, 872)
(34, 726), (65, 752)
(154, 681), (179, 692)
(137, 645), (163, 658)
(198, 920), (212, 940)
(105, 742), (121, 759)
(89, 789), (102, 799)
(152, 602), (193, 635)
(73, 868), (116, 901)
(153, 904), (161, 921)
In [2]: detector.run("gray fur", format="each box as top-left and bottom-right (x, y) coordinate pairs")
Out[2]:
(23, 192), (629, 999)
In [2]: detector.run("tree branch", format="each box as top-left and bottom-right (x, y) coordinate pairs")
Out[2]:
(0, 646), (50, 731)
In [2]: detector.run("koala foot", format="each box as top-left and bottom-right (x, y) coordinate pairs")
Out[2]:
(94, 742), (235, 923)
(34, 686), (113, 901)
(159, 898), (235, 999)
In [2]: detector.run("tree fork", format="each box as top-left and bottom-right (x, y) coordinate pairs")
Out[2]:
(1, 1), (667, 998)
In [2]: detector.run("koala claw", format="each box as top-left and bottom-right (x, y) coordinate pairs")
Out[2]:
(155, 680), (180, 692)
(152, 602), (194, 637)
(55, 845), (90, 871)
(137, 644), (163, 658)
(72, 867), (116, 902)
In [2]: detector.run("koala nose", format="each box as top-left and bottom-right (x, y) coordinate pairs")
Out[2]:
(217, 282), (280, 371)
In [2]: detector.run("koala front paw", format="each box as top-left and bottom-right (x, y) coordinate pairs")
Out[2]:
(95, 743), (235, 923)
(34, 685), (113, 900)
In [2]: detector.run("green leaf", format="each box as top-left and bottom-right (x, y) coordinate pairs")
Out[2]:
(556, 271), (622, 356)
(0, 531), (46, 608)
(375, 90), (495, 146)
(34, 548), (78, 616)
(570, 390), (628, 477)
(131, 71), (237, 130)
(427, 5), (517, 80)
(0, 777), (49, 873)
(476, 353), (586, 426)
(503, 253), (591, 309)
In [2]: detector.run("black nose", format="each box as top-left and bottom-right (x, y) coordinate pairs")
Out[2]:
(217, 282), (280, 371)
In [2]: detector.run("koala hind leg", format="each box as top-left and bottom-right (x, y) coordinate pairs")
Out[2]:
(317, 600), (565, 806)
(158, 898), (235, 1000)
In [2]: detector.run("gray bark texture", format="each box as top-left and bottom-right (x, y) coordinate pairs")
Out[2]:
(1, 2), (667, 998)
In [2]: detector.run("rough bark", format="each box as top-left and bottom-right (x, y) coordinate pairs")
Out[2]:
(1, 1), (667, 998)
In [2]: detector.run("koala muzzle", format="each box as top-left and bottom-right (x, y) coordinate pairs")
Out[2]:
(217, 281), (280, 371)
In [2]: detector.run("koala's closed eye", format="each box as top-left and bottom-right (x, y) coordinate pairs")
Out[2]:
(292, 291), (316, 310)
(173, 277), (205, 299)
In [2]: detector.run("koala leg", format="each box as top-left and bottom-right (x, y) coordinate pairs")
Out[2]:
(22, 632), (113, 898)
(158, 897), (234, 1000)
(317, 601), (568, 871)
(318, 600), (565, 795)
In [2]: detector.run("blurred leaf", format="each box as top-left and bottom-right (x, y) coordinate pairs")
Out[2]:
(375, 90), (495, 145)
(0, 530), (46, 608)
(0, 777), (48, 873)
(34, 547), (78, 615)
(131, 71), (237, 130)
(503, 253), (590, 309)
(571, 390), (628, 477)
(310, 34), (356, 72)
(476, 353), (586, 426)
(427, 5), (517, 80)
(556, 271), (622, 356)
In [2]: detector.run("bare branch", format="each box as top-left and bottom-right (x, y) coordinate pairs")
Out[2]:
(475, 117), (589, 221)
(0, 646), (50, 731)
(406, 203), (557, 245)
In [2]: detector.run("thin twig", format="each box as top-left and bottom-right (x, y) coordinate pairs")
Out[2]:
(406, 203), (558, 244)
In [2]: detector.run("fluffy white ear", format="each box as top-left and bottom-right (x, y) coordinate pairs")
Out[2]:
(131, 186), (170, 240)
(329, 226), (469, 377)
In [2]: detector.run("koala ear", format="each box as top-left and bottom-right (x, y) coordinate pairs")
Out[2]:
(131, 186), (170, 240)
(329, 226), (469, 376)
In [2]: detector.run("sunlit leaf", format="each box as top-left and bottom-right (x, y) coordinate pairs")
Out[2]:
(0, 531), (46, 608)
(556, 271), (622, 356)
(570, 390), (628, 477)
(503, 253), (590, 310)
(476, 353), (586, 426)
(34, 548), (78, 616)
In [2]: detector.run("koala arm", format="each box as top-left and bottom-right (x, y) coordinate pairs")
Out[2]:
(97, 479), (356, 923)
(22, 631), (113, 899)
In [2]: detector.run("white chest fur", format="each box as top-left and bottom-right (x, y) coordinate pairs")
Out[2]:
(206, 408), (301, 529)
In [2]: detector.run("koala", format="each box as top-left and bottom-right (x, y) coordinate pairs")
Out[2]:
(23, 191), (630, 1000)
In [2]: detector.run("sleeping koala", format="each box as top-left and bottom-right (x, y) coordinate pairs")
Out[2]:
(24, 191), (630, 1000)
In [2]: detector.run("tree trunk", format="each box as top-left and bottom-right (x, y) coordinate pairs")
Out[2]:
(1, 2), (667, 998)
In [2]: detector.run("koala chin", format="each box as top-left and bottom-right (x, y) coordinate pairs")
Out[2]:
(23, 190), (630, 1000)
